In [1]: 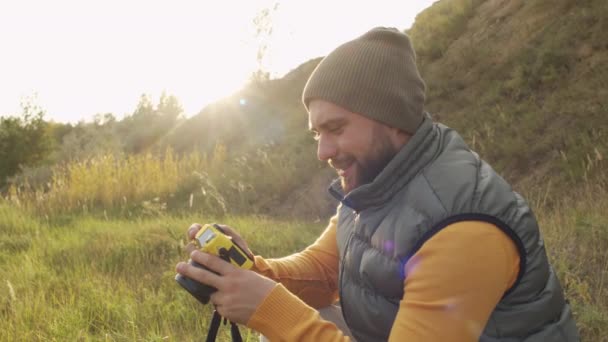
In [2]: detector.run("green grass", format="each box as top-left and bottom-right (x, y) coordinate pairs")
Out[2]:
(1, 182), (606, 341)
(0, 206), (324, 341)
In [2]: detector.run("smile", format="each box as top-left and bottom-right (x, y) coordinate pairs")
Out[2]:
(337, 163), (354, 178)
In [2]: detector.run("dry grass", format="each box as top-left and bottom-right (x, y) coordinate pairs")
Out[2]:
(528, 180), (608, 340)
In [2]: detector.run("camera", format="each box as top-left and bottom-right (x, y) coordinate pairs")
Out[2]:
(175, 224), (254, 304)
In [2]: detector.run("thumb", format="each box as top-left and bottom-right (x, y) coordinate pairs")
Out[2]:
(188, 223), (202, 240)
(216, 224), (254, 260)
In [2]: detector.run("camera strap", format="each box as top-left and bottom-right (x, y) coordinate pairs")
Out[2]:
(205, 309), (243, 342)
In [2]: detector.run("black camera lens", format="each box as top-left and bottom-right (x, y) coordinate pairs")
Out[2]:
(175, 260), (217, 304)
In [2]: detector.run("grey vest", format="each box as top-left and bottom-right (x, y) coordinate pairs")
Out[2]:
(330, 115), (579, 341)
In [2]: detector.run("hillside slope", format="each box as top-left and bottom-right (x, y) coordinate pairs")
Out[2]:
(409, 0), (607, 193)
(160, 0), (606, 217)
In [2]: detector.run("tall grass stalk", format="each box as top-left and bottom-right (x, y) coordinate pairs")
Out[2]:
(7, 149), (207, 217)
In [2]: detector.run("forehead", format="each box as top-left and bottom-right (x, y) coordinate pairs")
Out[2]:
(308, 100), (355, 129)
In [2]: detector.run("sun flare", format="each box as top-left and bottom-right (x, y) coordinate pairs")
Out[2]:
(0, 0), (437, 123)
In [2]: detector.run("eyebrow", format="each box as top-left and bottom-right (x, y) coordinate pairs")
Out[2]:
(309, 117), (348, 132)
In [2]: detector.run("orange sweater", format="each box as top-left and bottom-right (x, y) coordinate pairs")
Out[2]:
(247, 216), (520, 341)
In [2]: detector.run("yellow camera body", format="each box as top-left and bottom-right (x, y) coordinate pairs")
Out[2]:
(175, 223), (253, 305)
(192, 224), (253, 270)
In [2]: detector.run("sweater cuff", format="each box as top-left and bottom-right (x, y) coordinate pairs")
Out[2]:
(253, 255), (270, 273)
(247, 283), (312, 340)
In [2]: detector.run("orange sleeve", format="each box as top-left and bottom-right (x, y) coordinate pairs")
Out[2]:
(247, 220), (519, 342)
(389, 221), (520, 341)
(247, 283), (351, 342)
(247, 214), (350, 341)
(252, 214), (340, 308)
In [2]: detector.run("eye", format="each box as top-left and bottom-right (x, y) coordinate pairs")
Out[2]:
(329, 126), (343, 134)
(311, 130), (320, 141)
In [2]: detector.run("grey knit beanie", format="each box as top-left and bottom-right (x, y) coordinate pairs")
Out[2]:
(302, 27), (426, 134)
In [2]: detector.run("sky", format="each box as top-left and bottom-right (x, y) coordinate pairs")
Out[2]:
(0, 0), (437, 123)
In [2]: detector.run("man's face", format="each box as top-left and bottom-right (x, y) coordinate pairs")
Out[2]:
(308, 100), (405, 193)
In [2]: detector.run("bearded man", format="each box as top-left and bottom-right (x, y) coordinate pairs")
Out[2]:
(176, 27), (579, 341)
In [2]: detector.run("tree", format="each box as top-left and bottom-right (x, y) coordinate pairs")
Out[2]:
(0, 101), (52, 187)
(120, 93), (184, 153)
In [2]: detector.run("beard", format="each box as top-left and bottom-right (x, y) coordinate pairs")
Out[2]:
(331, 126), (399, 193)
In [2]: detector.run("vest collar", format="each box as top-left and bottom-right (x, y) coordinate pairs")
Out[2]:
(328, 113), (440, 211)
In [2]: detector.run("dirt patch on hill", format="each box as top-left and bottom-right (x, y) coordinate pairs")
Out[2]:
(272, 167), (338, 220)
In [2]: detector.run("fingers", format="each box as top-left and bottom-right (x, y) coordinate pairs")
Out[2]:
(188, 223), (202, 239)
(209, 291), (228, 308)
(184, 242), (197, 255)
(216, 224), (254, 260)
(215, 224), (238, 238)
(186, 222), (254, 261)
(175, 258), (223, 290)
(209, 291), (235, 318)
(190, 250), (236, 276)
(208, 269), (277, 324)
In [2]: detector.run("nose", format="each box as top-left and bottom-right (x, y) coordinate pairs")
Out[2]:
(317, 134), (337, 161)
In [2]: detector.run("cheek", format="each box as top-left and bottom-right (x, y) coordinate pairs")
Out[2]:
(337, 137), (360, 158)
(340, 131), (374, 159)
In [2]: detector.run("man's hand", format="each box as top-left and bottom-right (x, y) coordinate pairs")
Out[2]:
(175, 250), (276, 324)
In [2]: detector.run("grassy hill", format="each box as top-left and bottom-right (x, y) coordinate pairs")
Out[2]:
(409, 0), (607, 194)
(153, 0), (607, 216)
